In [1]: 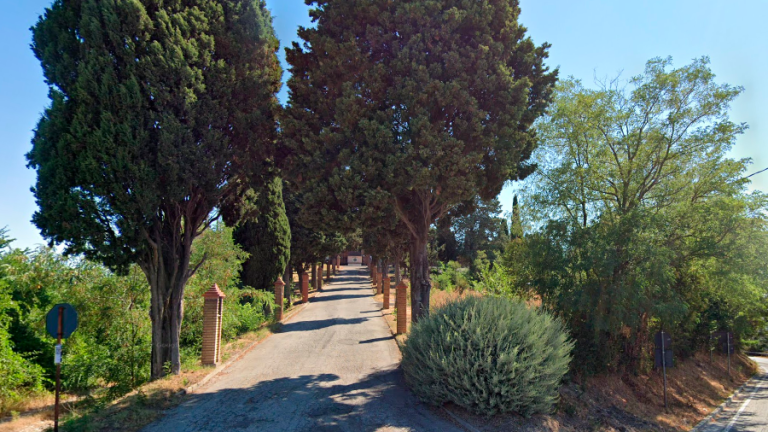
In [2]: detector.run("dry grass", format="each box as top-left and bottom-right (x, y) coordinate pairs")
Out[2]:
(375, 285), (758, 431)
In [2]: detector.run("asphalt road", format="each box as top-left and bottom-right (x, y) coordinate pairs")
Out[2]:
(698, 356), (768, 432)
(143, 265), (461, 432)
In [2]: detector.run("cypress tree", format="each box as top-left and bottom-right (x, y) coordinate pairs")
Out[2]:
(28, 0), (281, 378)
(284, 0), (556, 321)
(511, 195), (524, 239)
(234, 177), (291, 290)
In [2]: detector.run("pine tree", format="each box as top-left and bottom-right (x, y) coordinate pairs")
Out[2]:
(234, 177), (291, 290)
(28, 0), (281, 379)
(284, 0), (556, 321)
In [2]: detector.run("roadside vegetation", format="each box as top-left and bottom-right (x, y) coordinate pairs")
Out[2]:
(0, 225), (276, 419)
(0, 0), (766, 429)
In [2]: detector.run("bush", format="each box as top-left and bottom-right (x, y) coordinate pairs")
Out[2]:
(401, 296), (573, 417)
(432, 261), (471, 292)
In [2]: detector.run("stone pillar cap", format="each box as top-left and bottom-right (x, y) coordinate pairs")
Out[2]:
(274, 277), (286, 287)
(203, 283), (226, 299)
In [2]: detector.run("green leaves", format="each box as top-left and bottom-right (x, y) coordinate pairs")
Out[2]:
(28, 0), (282, 378)
(520, 57), (768, 372)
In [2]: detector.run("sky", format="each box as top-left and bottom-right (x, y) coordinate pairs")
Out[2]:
(0, 0), (766, 250)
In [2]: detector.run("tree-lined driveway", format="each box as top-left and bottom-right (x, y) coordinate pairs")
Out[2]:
(143, 266), (460, 432)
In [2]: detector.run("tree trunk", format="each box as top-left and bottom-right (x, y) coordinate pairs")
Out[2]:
(395, 260), (401, 283)
(140, 237), (195, 380)
(409, 234), (431, 323)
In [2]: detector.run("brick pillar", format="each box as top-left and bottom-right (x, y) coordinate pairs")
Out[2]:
(396, 280), (408, 335)
(274, 277), (285, 321)
(311, 263), (316, 292)
(202, 284), (226, 365)
(301, 272), (309, 303)
(376, 269), (382, 294)
(383, 274), (391, 309)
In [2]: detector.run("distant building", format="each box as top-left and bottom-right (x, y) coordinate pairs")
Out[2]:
(342, 251), (363, 265)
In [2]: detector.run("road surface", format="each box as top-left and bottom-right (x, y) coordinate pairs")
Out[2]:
(143, 265), (460, 432)
(698, 356), (768, 432)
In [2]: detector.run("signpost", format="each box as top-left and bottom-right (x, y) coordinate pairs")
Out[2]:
(714, 330), (734, 377)
(46, 303), (78, 432)
(654, 330), (673, 409)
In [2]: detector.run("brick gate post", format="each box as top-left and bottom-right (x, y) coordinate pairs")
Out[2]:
(273, 277), (285, 321)
(202, 284), (226, 365)
(396, 280), (408, 335)
(383, 274), (391, 309)
(301, 271), (309, 304)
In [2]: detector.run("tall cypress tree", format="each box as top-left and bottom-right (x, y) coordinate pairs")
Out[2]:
(234, 176), (291, 290)
(28, 0), (281, 378)
(511, 195), (524, 240)
(284, 0), (556, 321)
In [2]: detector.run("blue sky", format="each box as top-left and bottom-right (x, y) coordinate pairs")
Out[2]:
(1, 0), (766, 249)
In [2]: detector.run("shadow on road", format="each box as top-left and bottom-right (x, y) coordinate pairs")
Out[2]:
(146, 368), (452, 432)
(280, 317), (370, 333)
(311, 294), (373, 303)
(359, 336), (393, 344)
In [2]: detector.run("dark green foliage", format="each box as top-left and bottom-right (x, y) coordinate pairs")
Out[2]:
(401, 296), (573, 416)
(510, 196), (524, 240)
(234, 177), (291, 290)
(283, 182), (347, 272)
(28, 0), (281, 378)
(447, 197), (509, 275)
(284, 0), (557, 321)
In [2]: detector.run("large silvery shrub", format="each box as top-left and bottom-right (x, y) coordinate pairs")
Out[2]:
(401, 296), (573, 416)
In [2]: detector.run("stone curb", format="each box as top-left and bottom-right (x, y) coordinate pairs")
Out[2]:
(690, 368), (765, 431)
(183, 287), (321, 395)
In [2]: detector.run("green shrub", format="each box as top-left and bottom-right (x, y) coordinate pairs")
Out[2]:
(432, 261), (471, 292)
(401, 296), (573, 417)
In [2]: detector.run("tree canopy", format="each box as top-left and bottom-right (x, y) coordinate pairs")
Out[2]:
(28, 0), (282, 378)
(518, 57), (768, 372)
(283, 0), (557, 320)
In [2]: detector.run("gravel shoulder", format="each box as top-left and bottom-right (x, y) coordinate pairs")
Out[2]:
(142, 265), (461, 432)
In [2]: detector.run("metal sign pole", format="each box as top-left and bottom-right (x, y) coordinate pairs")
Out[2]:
(661, 330), (668, 410)
(54, 306), (63, 432)
(727, 332), (731, 377)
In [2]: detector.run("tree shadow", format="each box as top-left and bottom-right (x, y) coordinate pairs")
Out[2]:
(359, 336), (393, 344)
(143, 368), (460, 432)
(279, 317), (370, 333)
(310, 294), (372, 303)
